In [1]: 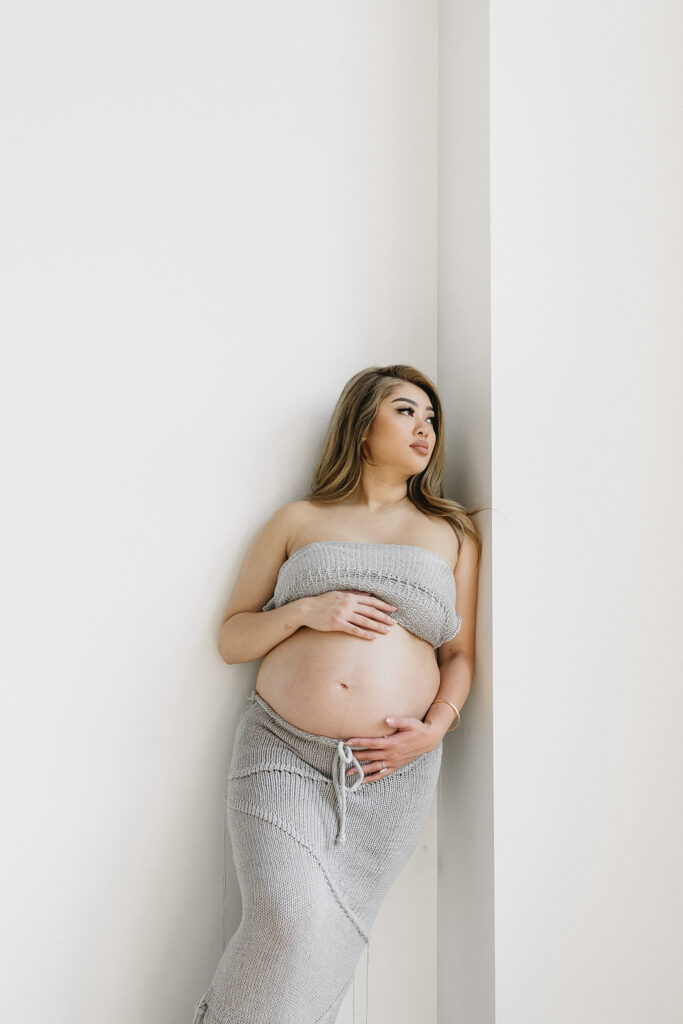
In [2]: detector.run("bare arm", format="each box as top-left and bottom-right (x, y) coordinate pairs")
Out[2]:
(219, 603), (312, 664)
(218, 504), (303, 664)
(218, 503), (398, 664)
(426, 532), (480, 735)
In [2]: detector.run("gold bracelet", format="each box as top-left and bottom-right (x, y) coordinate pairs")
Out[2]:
(430, 698), (461, 732)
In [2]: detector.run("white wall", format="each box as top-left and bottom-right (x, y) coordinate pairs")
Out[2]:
(489, 2), (682, 1021)
(0, 3), (442, 1023)
(437, 1), (495, 1022)
(4, 3), (679, 1023)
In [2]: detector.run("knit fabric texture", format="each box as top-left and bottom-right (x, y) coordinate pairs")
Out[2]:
(192, 689), (443, 1024)
(261, 540), (462, 649)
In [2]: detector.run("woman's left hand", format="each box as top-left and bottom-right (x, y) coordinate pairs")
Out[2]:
(344, 716), (443, 783)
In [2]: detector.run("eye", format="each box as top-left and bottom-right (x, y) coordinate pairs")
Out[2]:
(397, 406), (435, 425)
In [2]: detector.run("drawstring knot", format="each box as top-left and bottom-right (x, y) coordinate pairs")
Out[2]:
(332, 740), (364, 843)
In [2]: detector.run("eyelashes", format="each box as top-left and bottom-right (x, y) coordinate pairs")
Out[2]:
(397, 406), (435, 425)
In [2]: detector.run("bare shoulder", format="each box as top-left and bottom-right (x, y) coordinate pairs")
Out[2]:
(265, 499), (309, 537)
(428, 516), (462, 570)
(279, 498), (333, 553)
(278, 499), (320, 551)
(219, 500), (305, 625)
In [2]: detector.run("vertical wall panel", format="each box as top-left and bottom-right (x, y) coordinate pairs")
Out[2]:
(437, 1), (495, 1022)
(489, 3), (682, 1021)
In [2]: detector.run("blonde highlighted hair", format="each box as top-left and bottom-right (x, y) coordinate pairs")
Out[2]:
(304, 364), (484, 562)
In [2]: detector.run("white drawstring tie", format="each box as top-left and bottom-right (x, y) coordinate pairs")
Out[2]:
(332, 740), (365, 843)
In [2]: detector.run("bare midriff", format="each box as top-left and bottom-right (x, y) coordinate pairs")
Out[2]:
(255, 617), (442, 740)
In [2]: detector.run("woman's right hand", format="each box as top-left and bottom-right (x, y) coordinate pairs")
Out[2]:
(300, 590), (398, 639)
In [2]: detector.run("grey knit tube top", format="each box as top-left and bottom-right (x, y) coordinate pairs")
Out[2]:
(261, 540), (462, 649)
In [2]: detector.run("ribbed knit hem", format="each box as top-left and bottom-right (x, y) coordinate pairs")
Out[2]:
(261, 539), (463, 647)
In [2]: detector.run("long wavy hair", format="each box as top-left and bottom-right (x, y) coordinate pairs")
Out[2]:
(304, 364), (484, 562)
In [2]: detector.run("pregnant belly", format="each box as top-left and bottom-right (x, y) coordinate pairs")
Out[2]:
(255, 621), (442, 739)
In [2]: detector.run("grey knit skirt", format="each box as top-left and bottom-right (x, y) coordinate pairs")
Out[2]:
(192, 688), (443, 1024)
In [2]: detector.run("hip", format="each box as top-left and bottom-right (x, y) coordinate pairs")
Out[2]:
(227, 688), (443, 860)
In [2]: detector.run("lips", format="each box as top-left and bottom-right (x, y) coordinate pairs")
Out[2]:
(410, 443), (429, 455)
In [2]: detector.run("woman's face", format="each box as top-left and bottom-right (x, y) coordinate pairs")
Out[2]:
(361, 382), (436, 474)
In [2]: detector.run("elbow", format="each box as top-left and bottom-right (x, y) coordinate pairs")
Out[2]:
(218, 643), (235, 665)
(438, 646), (476, 676)
(218, 618), (237, 664)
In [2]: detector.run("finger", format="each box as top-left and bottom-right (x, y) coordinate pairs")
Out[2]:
(348, 753), (388, 769)
(347, 759), (381, 773)
(352, 606), (397, 625)
(353, 603), (398, 622)
(349, 613), (393, 633)
(342, 622), (380, 640)
(346, 762), (389, 778)
(360, 768), (392, 783)
(349, 592), (398, 612)
(346, 737), (391, 749)
(346, 759), (380, 771)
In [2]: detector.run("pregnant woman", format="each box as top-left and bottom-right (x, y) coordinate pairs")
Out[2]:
(192, 364), (481, 1024)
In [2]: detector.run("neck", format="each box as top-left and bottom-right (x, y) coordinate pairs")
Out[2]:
(347, 474), (410, 513)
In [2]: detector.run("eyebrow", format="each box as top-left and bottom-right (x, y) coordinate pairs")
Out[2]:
(390, 397), (435, 413)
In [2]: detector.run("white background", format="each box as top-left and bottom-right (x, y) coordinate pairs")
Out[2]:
(1, 3), (680, 1023)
